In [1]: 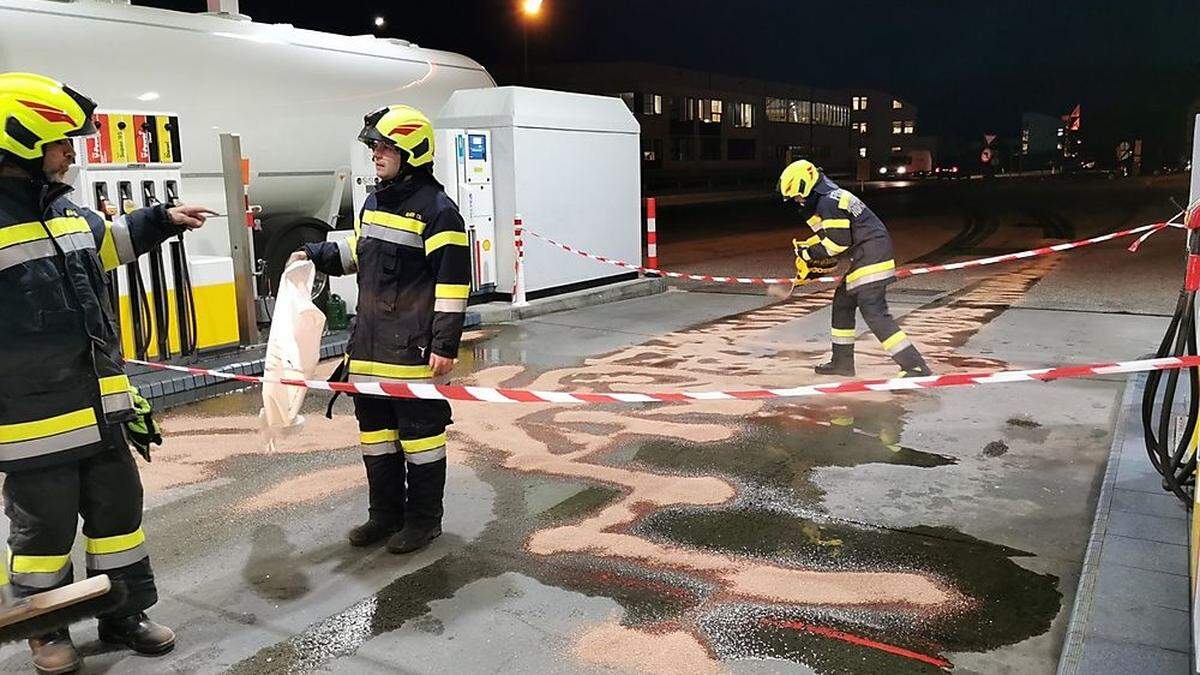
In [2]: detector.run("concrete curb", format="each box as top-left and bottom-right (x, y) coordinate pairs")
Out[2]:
(1056, 372), (1141, 675)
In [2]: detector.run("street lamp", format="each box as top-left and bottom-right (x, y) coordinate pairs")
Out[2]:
(520, 0), (543, 84)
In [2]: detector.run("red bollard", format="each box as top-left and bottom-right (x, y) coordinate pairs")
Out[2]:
(645, 197), (658, 275)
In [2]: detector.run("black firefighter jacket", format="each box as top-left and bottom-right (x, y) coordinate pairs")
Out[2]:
(0, 175), (183, 472)
(306, 171), (471, 384)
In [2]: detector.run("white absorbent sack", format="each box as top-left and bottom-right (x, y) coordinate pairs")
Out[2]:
(260, 260), (326, 445)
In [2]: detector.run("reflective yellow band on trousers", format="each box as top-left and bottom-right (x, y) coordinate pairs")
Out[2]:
(402, 432), (447, 465)
(845, 260), (896, 289)
(85, 527), (148, 571)
(360, 428), (400, 456)
(831, 327), (857, 345)
(8, 549), (71, 589)
(881, 331), (913, 355)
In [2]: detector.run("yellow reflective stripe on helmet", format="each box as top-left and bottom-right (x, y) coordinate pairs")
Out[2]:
(822, 219), (851, 229)
(435, 283), (470, 300)
(426, 230), (469, 255)
(360, 429), (399, 445)
(820, 238), (849, 255)
(348, 360), (434, 380)
(98, 374), (131, 396)
(0, 408), (97, 443)
(401, 433), (447, 454)
(882, 331), (909, 351)
(85, 527), (145, 555)
(845, 260), (896, 284)
(838, 192), (853, 210)
(10, 552), (70, 575)
(362, 210), (425, 235)
(831, 328), (857, 338)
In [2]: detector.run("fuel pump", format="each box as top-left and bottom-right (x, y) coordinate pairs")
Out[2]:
(141, 180), (172, 360)
(119, 180), (153, 360)
(164, 179), (198, 356)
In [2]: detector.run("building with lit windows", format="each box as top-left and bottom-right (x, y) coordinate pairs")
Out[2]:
(531, 62), (853, 193)
(849, 89), (924, 171)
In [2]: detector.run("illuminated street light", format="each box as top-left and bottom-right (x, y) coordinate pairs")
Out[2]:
(373, 16), (385, 29)
(520, 0), (544, 84)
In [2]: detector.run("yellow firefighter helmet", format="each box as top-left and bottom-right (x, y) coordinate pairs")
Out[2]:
(357, 104), (435, 167)
(0, 72), (98, 161)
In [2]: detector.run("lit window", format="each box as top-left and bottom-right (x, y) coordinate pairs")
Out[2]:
(904, 121), (915, 135)
(858, 147), (868, 158)
(733, 102), (754, 128)
(892, 120), (903, 134)
(852, 96), (868, 111)
(891, 146), (902, 153)
(892, 99), (903, 109)
(699, 99), (723, 124)
(643, 94), (662, 116)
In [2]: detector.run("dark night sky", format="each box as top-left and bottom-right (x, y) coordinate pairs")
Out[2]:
(147, 1), (1200, 149)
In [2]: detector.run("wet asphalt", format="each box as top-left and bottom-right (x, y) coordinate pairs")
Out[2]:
(0, 175), (1189, 674)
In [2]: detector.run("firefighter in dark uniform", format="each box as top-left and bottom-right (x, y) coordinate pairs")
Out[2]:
(294, 105), (471, 555)
(779, 160), (931, 377)
(0, 73), (216, 674)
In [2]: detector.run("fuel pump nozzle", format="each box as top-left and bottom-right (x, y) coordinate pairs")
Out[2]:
(141, 181), (172, 360)
(164, 179), (198, 355)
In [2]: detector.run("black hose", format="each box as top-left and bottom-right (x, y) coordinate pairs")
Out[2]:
(1142, 230), (1200, 506)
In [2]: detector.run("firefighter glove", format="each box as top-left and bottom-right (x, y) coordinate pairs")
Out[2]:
(125, 388), (161, 462)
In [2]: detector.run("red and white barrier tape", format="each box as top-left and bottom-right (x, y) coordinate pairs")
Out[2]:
(128, 354), (1200, 405)
(524, 221), (1180, 286)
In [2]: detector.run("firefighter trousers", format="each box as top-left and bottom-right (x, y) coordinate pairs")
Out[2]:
(2, 437), (157, 619)
(354, 396), (451, 529)
(830, 281), (928, 372)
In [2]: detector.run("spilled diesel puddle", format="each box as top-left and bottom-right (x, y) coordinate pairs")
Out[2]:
(229, 258), (1068, 673)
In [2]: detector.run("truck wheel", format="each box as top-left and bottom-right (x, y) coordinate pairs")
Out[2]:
(264, 220), (330, 313)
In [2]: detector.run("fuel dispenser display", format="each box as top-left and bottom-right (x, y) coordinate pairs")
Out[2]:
(443, 129), (496, 295)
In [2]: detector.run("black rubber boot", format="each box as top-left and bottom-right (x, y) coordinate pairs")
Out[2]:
(347, 519), (400, 547)
(899, 365), (934, 378)
(387, 523), (442, 554)
(97, 612), (175, 655)
(815, 344), (856, 376)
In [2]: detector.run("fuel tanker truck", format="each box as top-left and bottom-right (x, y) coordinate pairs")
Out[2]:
(0, 0), (496, 356)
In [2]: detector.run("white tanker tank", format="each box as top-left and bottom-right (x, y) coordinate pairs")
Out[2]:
(0, 0), (495, 288)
